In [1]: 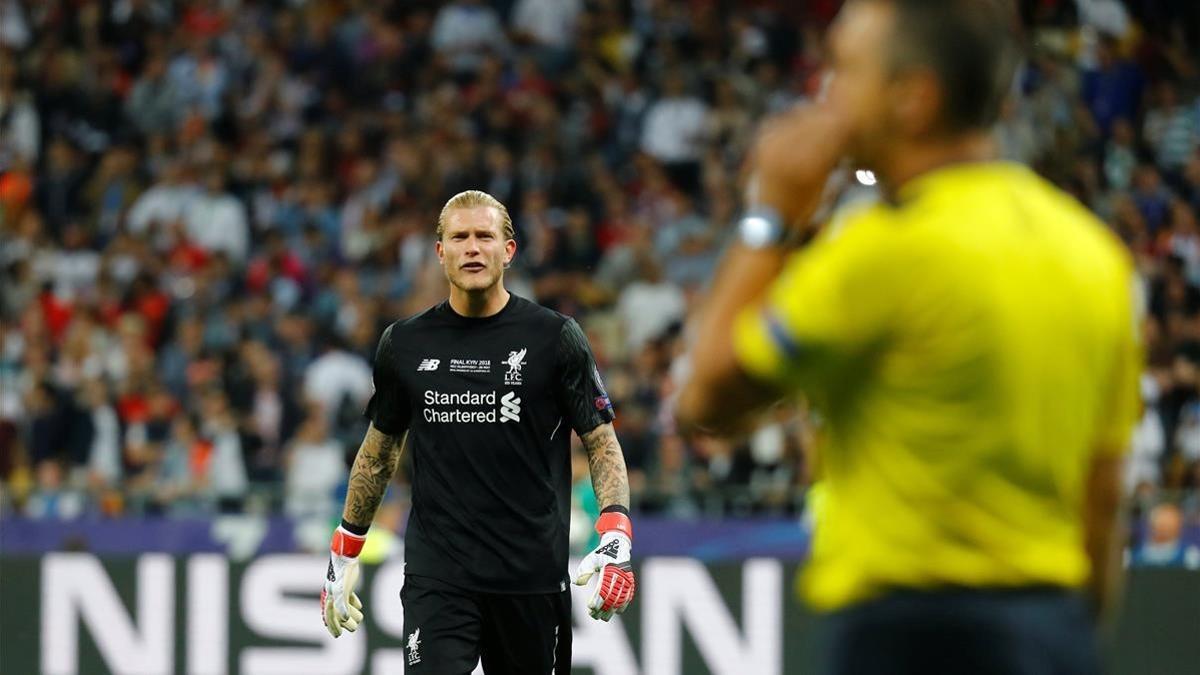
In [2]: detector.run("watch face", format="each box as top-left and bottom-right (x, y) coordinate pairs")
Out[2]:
(740, 214), (779, 248)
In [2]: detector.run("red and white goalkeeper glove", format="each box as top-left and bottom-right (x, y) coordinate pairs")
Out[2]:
(573, 508), (636, 621)
(321, 524), (365, 637)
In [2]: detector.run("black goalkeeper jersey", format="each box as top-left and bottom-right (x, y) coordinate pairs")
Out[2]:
(364, 293), (615, 593)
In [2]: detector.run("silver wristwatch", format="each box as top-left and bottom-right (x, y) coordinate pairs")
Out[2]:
(737, 206), (788, 249)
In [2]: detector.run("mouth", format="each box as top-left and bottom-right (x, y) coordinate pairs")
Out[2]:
(460, 262), (486, 273)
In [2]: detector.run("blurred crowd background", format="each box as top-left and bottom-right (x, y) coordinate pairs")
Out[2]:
(1, 0), (1198, 563)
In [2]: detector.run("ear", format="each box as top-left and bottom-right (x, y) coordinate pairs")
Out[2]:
(893, 70), (943, 138)
(435, 240), (444, 265)
(504, 238), (517, 268)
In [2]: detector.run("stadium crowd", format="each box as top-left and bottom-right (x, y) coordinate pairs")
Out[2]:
(0, 0), (1198, 560)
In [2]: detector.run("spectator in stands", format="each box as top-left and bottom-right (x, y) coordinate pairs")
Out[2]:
(641, 70), (710, 195)
(284, 409), (345, 520)
(432, 0), (509, 75)
(243, 340), (299, 483)
(510, 0), (583, 72)
(167, 39), (229, 121)
(1081, 33), (1144, 136)
(1104, 118), (1138, 192)
(125, 53), (181, 137)
(25, 381), (64, 467)
(155, 413), (205, 514)
(1132, 502), (1200, 568)
(34, 139), (84, 237)
(197, 388), (248, 512)
(1133, 164), (1174, 234)
(302, 330), (373, 426)
(994, 98), (1040, 164)
(1143, 81), (1199, 174)
(184, 169), (249, 264)
(127, 159), (197, 240)
(616, 254), (685, 356)
(25, 459), (84, 520)
(82, 379), (121, 493)
(0, 57), (39, 169)
(82, 144), (142, 240)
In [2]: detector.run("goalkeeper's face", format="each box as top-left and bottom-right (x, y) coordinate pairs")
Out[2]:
(436, 206), (516, 293)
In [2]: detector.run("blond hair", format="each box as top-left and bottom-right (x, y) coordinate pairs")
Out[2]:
(436, 190), (515, 241)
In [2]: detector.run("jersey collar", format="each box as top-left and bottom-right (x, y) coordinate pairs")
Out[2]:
(893, 160), (1026, 207)
(439, 292), (519, 327)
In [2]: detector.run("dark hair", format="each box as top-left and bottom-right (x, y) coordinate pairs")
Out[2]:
(884, 0), (1020, 133)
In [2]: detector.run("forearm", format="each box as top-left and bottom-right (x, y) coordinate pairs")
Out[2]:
(341, 424), (406, 529)
(1084, 523), (1122, 622)
(677, 246), (789, 431)
(581, 423), (630, 510)
(1083, 454), (1125, 622)
(678, 104), (851, 433)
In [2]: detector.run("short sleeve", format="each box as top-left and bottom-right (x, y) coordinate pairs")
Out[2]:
(1093, 270), (1144, 454)
(555, 318), (616, 435)
(363, 325), (411, 436)
(732, 217), (898, 390)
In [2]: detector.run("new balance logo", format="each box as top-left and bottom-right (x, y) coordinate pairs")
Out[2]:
(417, 359), (440, 372)
(597, 540), (621, 559)
(500, 391), (521, 423)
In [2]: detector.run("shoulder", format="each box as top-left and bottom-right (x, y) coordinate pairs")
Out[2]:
(825, 194), (888, 240)
(511, 294), (572, 332)
(511, 299), (593, 362)
(377, 304), (442, 348)
(1082, 215), (1136, 281)
(781, 199), (899, 287)
(391, 303), (443, 333)
(1028, 172), (1135, 278)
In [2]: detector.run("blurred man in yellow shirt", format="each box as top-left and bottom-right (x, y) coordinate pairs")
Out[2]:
(676, 1), (1140, 673)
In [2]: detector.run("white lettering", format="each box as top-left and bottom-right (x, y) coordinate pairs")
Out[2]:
(33, 554), (791, 675)
(239, 555), (365, 675)
(187, 554), (228, 675)
(421, 389), (506, 423)
(423, 390), (496, 406)
(422, 408), (497, 423)
(448, 359), (492, 374)
(42, 553), (174, 675)
(642, 558), (782, 675)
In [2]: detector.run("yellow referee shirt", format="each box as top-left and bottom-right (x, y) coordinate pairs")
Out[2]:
(733, 162), (1141, 612)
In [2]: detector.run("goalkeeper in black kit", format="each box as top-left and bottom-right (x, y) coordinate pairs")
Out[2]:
(319, 190), (635, 674)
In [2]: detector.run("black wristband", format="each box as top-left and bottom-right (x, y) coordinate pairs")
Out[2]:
(600, 504), (630, 517)
(340, 519), (370, 536)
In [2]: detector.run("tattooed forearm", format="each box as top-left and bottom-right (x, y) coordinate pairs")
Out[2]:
(581, 423), (630, 510)
(342, 424), (406, 528)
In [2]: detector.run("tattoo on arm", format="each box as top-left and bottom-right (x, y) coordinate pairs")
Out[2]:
(581, 423), (630, 510)
(342, 424), (406, 528)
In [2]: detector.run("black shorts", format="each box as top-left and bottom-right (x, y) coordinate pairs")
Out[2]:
(400, 574), (571, 675)
(817, 586), (1100, 675)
